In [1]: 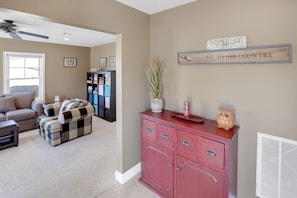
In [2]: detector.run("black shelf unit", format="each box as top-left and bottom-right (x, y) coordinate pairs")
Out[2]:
(87, 70), (116, 122)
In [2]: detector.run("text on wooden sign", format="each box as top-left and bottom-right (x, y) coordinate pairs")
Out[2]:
(178, 44), (291, 65)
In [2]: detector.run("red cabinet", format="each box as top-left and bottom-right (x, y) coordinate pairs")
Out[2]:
(176, 155), (224, 198)
(142, 142), (174, 197)
(140, 110), (239, 198)
(141, 118), (175, 197)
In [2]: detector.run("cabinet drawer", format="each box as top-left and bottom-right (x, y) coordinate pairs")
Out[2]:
(177, 130), (197, 158)
(198, 137), (225, 169)
(142, 119), (156, 141)
(157, 124), (177, 150)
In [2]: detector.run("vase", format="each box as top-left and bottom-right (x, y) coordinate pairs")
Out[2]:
(151, 98), (164, 113)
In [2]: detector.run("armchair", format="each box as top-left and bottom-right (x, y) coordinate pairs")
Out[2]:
(38, 99), (94, 146)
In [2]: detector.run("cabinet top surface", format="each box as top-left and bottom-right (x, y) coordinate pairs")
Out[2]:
(141, 109), (238, 140)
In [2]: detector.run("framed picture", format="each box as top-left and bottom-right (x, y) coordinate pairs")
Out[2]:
(99, 57), (107, 67)
(64, 57), (77, 67)
(109, 56), (116, 67)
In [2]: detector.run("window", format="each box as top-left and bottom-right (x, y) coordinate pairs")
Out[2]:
(3, 52), (45, 101)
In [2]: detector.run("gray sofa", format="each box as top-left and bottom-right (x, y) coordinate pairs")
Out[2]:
(0, 91), (43, 132)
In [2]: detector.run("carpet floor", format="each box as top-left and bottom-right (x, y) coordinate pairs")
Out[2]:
(0, 116), (158, 198)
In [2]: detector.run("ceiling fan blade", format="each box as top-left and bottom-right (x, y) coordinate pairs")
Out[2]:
(9, 33), (22, 40)
(1, 20), (17, 28)
(18, 31), (49, 39)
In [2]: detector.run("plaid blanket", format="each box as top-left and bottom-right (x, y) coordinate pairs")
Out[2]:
(59, 98), (89, 112)
(58, 102), (94, 124)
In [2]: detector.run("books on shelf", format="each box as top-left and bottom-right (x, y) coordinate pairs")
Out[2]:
(105, 97), (110, 109)
(88, 86), (93, 93)
(99, 77), (104, 85)
(93, 87), (98, 94)
(93, 74), (98, 84)
(104, 85), (110, 96)
(104, 74), (111, 85)
(98, 85), (104, 96)
(87, 71), (116, 122)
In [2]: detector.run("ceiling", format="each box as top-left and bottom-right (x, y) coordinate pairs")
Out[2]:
(116, 0), (197, 15)
(0, 0), (197, 47)
(0, 8), (116, 47)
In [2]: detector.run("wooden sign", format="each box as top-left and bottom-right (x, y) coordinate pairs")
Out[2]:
(178, 44), (292, 65)
(207, 36), (247, 50)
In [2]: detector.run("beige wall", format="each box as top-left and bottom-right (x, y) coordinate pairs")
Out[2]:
(90, 43), (116, 71)
(0, 0), (150, 177)
(150, 0), (297, 197)
(0, 38), (90, 102)
(3, 1), (294, 197)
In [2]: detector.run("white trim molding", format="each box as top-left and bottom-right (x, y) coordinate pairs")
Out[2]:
(115, 162), (141, 184)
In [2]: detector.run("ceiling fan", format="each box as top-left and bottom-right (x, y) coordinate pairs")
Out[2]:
(0, 19), (49, 40)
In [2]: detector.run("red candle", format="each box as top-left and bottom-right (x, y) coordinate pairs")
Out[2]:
(184, 101), (190, 118)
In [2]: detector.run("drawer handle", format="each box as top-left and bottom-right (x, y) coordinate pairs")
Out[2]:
(162, 133), (170, 139)
(145, 128), (152, 133)
(206, 150), (217, 157)
(182, 141), (191, 147)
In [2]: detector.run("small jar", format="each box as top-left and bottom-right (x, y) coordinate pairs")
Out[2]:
(184, 101), (190, 118)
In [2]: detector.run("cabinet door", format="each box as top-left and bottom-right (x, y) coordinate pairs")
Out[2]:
(176, 155), (224, 198)
(142, 141), (174, 198)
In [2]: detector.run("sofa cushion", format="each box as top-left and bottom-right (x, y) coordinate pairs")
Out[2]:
(6, 109), (36, 122)
(0, 96), (16, 113)
(13, 92), (35, 109)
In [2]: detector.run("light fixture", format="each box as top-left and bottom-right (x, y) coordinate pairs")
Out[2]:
(63, 32), (71, 41)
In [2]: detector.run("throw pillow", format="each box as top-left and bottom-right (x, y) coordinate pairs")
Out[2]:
(0, 96), (16, 113)
(13, 91), (35, 109)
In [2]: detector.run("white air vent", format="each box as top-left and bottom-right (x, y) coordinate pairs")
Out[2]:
(256, 132), (297, 198)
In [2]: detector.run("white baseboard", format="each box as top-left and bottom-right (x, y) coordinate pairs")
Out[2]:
(115, 162), (141, 184)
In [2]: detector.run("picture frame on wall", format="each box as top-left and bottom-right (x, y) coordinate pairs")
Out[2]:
(109, 56), (116, 67)
(99, 57), (107, 67)
(64, 57), (77, 67)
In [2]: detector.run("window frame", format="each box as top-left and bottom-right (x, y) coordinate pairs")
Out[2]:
(3, 51), (45, 101)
